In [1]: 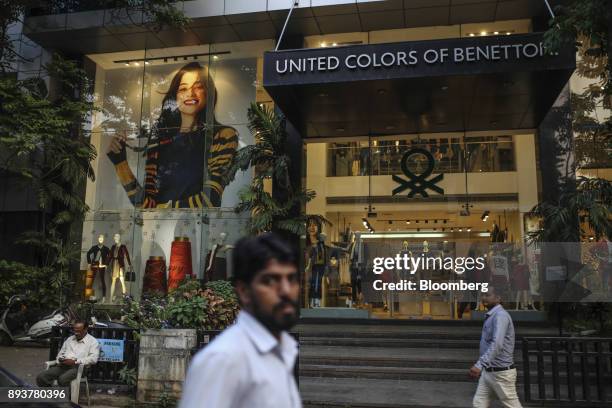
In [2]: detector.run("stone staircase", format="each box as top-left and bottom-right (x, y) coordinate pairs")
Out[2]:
(295, 319), (559, 408)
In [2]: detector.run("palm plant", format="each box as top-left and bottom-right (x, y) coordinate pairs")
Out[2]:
(226, 102), (329, 235)
(527, 176), (611, 243)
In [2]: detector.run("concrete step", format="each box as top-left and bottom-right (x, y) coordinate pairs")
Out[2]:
(300, 376), (530, 408)
(301, 336), (480, 348)
(300, 364), (473, 382)
(299, 346), (481, 368)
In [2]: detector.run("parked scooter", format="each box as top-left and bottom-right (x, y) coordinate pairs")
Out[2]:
(0, 295), (68, 346)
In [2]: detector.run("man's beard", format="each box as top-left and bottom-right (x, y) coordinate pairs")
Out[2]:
(252, 297), (299, 334)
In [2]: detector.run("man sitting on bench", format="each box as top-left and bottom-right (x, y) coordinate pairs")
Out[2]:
(36, 320), (100, 387)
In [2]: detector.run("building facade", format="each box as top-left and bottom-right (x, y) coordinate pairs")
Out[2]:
(16, 0), (608, 319)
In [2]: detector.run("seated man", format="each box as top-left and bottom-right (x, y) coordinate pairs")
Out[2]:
(36, 320), (100, 387)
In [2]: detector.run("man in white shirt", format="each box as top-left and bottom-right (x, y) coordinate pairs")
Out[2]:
(179, 233), (302, 408)
(37, 320), (100, 386)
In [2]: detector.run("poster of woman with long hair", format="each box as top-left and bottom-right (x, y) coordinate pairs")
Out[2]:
(106, 62), (238, 208)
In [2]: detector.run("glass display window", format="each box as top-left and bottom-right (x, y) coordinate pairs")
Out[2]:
(79, 39), (274, 302)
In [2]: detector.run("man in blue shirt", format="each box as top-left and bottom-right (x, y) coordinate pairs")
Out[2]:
(469, 286), (522, 408)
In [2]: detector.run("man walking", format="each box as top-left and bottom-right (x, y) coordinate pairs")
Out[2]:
(179, 233), (301, 408)
(470, 286), (522, 408)
(37, 320), (100, 387)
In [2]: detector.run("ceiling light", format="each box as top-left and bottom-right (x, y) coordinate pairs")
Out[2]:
(481, 211), (490, 221)
(124, 62), (129, 66)
(133, 62), (140, 66)
(213, 55), (219, 60)
(467, 227), (472, 232)
(506, 32), (511, 35)
(469, 33), (475, 37)
(332, 42), (337, 47)
(406, 221), (410, 225)
(480, 31), (487, 36)
(458, 228), (463, 232)
(144, 61), (150, 65)
(493, 31), (499, 35)
(320, 42), (327, 47)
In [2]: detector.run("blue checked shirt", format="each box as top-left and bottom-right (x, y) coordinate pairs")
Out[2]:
(475, 304), (515, 369)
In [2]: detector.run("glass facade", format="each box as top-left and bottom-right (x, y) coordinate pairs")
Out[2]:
(302, 131), (538, 319)
(80, 40), (273, 303)
(72, 17), (609, 320)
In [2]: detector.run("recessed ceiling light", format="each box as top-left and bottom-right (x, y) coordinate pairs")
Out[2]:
(469, 33), (475, 37)
(124, 62), (129, 66)
(506, 32), (511, 35)
(320, 42), (327, 47)
(332, 42), (337, 47)
(480, 31), (487, 36)
(493, 31), (499, 35)
(144, 61), (150, 65)
(213, 55), (219, 60)
(133, 62), (140, 66)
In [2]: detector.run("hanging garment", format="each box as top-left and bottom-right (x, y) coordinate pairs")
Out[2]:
(86, 245), (110, 266)
(168, 237), (193, 290)
(91, 265), (107, 297)
(109, 244), (131, 279)
(143, 256), (167, 296)
(511, 263), (530, 291)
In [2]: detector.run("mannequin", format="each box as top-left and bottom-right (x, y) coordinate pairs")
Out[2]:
(86, 234), (110, 301)
(109, 233), (131, 302)
(512, 251), (533, 310)
(348, 232), (362, 307)
(400, 241), (412, 280)
(305, 220), (328, 308)
(205, 232), (233, 281)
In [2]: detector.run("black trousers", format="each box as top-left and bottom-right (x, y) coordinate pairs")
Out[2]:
(36, 365), (78, 387)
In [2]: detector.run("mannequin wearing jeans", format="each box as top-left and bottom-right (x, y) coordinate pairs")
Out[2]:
(308, 237), (328, 308)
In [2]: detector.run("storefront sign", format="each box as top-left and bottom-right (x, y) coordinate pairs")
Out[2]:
(264, 33), (574, 86)
(392, 148), (443, 198)
(98, 339), (125, 362)
(275, 43), (545, 74)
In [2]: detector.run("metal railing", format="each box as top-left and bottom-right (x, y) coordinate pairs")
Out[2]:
(522, 337), (612, 407)
(49, 326), (140, 385)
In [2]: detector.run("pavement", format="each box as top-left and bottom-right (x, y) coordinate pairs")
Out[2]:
(0, 343), (49, 385)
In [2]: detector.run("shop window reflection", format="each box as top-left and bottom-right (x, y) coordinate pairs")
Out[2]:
(327, 135), (515, 177)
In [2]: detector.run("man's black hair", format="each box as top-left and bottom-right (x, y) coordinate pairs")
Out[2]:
(74, 319), (88, 328)
(232, 233), (297, 284)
